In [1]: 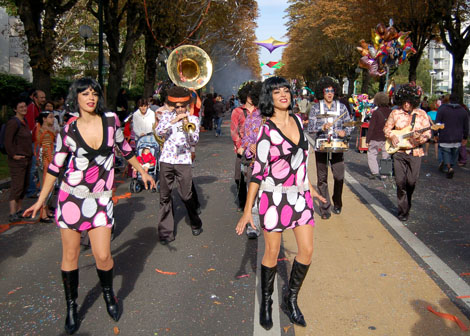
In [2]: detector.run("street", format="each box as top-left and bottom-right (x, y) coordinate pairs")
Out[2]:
(0, 122), (469, 335)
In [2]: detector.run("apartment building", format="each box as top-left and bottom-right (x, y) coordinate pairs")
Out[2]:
(0, 7), (32, 81)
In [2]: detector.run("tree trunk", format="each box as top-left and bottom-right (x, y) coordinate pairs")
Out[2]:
(407, 53), (420, 83)
(451, 52), (465, 104)
(143, 30), (159, 98)
(32, 68), (52, 95)
(378, 75), (386, 93)
(106, 54), (126, 111)
(360, 69), (370, 94)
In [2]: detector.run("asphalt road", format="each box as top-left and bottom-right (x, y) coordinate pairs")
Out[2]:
(0, 124), (294, 336)
(0, 122), (468, 335)
(344, 131), (470, 308)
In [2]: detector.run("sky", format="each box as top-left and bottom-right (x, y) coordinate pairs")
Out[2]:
(255, 0), (290, 76)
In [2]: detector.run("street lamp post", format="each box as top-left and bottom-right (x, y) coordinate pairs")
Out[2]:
(429, 70), (436, 97)
(79, 0), (104, 88)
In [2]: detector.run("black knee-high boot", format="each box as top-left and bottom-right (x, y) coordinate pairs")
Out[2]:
(62, 269), (79, 335)
(260, 264), (277, 330)
(96, 267), (121, 321)
(284, 259), (310, 327)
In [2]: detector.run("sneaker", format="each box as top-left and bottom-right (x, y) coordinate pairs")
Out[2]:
(321, 213), (331, 220)
(191, 227), (203, 236)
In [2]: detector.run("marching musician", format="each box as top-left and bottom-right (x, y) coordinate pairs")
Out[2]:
(384, 84), (431, 221)
(307, 76), (353, 219)
(154, 86), (203, 244)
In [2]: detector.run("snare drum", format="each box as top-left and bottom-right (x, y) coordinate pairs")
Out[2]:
(315, 137), (349, 153)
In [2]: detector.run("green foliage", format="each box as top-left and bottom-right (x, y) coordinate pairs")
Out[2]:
(51, 78), (72, 100)
(127, 86), (144, 106)
(0, 73), (30, 107)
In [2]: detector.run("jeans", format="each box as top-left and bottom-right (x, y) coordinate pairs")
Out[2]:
(440, 146), (459, 169)
(214, 117), (223, 136)
(26, 149), (38, 196)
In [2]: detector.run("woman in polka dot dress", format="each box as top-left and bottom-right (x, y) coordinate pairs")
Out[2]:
(24, 78), (155, 335)
(236, 77), (326, 330)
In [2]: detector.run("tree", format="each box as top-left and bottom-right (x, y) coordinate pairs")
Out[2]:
(1, 0), (79, 95)
(439, 0), (470, 103)
(88, 0), (146, 109)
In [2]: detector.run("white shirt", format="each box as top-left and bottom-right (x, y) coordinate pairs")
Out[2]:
(132, 108), (156, 138)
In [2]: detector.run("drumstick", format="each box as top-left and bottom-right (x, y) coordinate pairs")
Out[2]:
(331, 111), (348, 125)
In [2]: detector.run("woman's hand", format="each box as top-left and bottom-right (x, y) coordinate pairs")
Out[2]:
(236, 210), (255, 235)
(141, 171), (156, 190)
(23, 201), (44, 219)
(309, 184), (327, 204)
(249, 144), (256, 155)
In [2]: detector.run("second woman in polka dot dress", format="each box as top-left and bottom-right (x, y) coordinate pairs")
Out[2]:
(236, 76), (326, 330)
(25, 78), (155, 335)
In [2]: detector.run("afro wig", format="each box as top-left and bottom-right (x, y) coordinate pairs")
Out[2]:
(393, 84), (421, 108)
(237, 81), (255, 105)
(314, 76), (341, 101)
(248, 81), (263, 107)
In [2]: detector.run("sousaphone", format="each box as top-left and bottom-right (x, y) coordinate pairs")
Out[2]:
(165, 45), (213, 135)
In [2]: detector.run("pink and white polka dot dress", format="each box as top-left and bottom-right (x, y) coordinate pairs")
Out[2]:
(251, 114), (314, 232)
(47, 112), (134, 232)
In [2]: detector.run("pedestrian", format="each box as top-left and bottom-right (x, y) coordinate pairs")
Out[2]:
(4, 98), (33, 222)
(35, 111), (56, 222)
(231, 81), (256, 211)
(239, 81), (263, 238)
(154, 86), (203, 244)
(366, 92), (392, 179)
(23, 77), (155, 335)
(384, 83), (431, 221)
(202, 93), (214, 130)
(116, 88), (129, 123)
(307, 76), (354, 219)
(213, 95), (226, 137)
(25, 89), (46, 198)
(132, 97), (157, 147)
(236, 76), (326, 330)
(435, 93), (469, 178)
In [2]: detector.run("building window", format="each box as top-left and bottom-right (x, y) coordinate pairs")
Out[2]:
(466, 60), (469, 66)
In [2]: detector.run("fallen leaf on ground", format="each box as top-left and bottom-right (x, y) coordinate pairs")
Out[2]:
(113, 326), (120, 334)
(155, 268), (177, 275)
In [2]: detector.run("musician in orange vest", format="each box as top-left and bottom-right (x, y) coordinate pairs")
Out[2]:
(384, 83), (431, 221)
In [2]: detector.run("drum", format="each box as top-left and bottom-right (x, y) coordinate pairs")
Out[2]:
(315, 137), (349, 153)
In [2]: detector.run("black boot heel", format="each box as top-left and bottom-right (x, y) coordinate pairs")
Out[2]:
(96, 267), (121, 321)
(62, 269), (79, 335)
(260, 264), (277, 330)
(284, 259), (310, 327)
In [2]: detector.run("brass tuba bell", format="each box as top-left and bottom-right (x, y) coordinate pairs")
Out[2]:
(166, 45), (213, 134)
(166, 45), (213, 90)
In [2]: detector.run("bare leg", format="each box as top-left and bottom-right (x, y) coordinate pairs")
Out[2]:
(88, 226), (114, 270)
(261, 231), (282, 267)
(292, 225), (314, 265)
(60, 229), (81, 271)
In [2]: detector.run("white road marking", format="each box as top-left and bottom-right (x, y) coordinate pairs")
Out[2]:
(345, 170), (470, 310)
(254, 236), (282, 336)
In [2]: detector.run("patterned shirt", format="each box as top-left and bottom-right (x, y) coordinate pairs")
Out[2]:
(307, 100), (353, 137)
(155, 108), (199, 165)
(240, 108), (264, 160)
(230, 105), (247, 152)
(383, 108), (431, 157)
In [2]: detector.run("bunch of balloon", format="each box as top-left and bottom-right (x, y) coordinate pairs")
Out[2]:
(356, 21), (416, 86)
(349, 94), (375, 122)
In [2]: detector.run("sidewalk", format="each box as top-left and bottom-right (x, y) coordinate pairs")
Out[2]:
(279, 165), (470, 335)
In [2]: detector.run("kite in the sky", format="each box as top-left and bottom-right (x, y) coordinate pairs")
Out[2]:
(260, 62), (265, 67)
(272, 62), (285, 69)
(255, 36), (288, 53)
(265, 61), (279, 68)
(263, 72), (273, 77)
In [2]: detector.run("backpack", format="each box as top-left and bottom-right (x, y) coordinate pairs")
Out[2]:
(0, 117), (21, 155)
